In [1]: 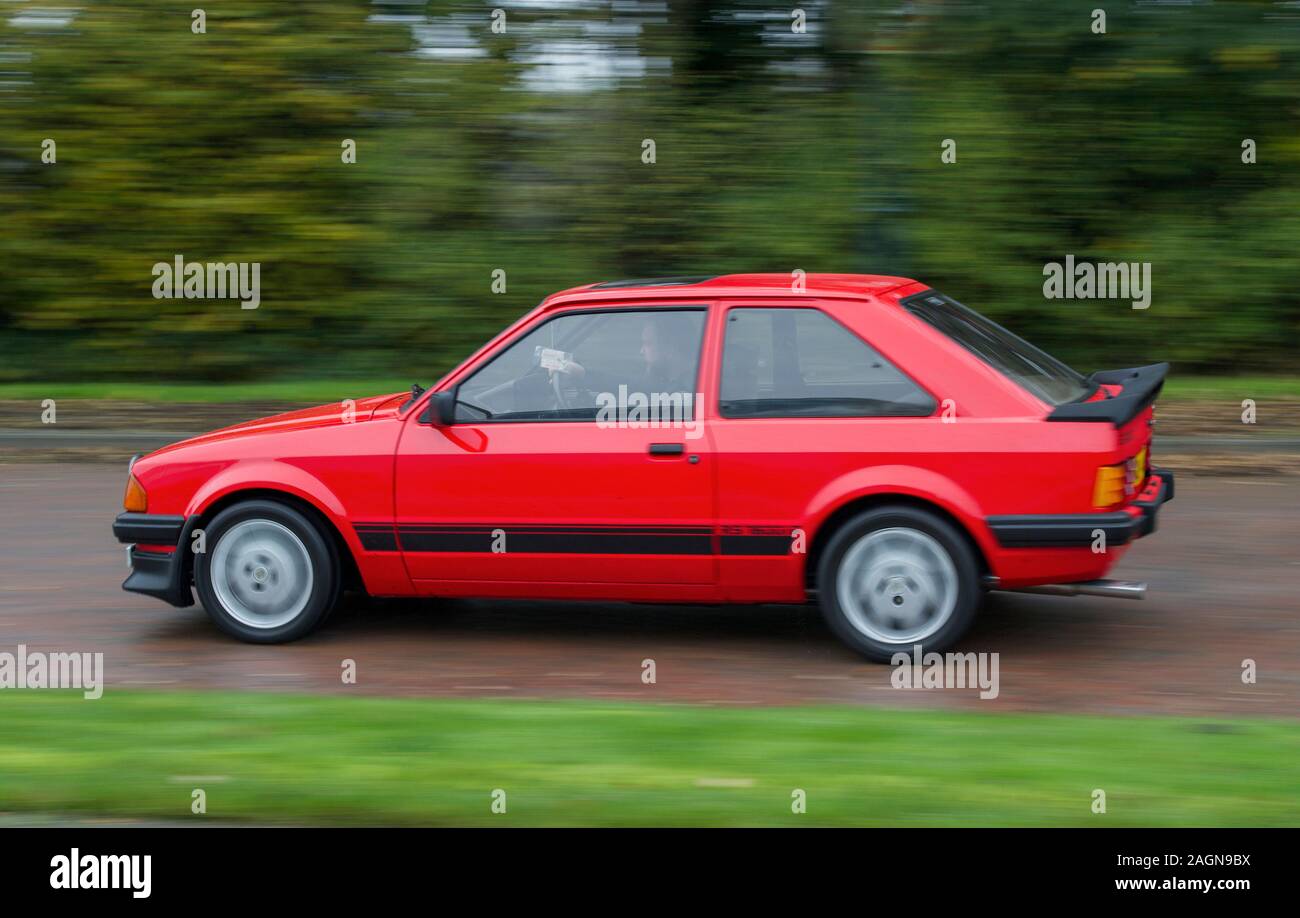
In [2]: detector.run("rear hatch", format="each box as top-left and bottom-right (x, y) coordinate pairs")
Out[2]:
(896, 291), (1168, 508)
(1050, 364), (1168, 507)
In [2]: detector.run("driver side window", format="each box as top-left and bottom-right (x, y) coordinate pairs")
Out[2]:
(455, 308), (706, 422)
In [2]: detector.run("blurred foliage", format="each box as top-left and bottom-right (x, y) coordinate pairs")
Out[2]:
(1, 0), (1298, 384)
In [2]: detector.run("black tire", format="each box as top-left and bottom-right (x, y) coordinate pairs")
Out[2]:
(194, 499), (341, 643)
(816, 505), (982, 662)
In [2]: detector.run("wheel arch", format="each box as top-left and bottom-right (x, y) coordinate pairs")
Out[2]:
(804, 492), (992, 594)
(187, 488), (363, 593)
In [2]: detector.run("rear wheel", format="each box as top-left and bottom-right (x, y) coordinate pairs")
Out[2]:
(816, 506), (982, 662)
(194, 500), (341, 643)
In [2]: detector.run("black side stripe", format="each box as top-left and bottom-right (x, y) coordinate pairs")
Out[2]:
(403, 530), (712, 555)
(352, 524), (793, 556)
(395, 525), (713, 534)
(719, 534), (793, 556)
(354, 524), (399, 552)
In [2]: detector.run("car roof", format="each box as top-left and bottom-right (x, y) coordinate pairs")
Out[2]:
(542, 273), (921, 308)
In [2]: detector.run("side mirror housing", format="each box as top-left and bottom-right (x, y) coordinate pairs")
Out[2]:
(423, 389), (458, 426)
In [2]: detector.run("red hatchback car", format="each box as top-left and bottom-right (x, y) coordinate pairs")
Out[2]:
(113, 274), (1173, 660)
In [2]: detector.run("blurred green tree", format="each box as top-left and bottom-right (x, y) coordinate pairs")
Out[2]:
(0, 0), (1296, 385)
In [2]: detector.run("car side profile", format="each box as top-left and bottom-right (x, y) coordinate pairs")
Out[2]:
(112, 274), (1173, 661)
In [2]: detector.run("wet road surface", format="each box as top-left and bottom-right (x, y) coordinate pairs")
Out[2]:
(1, 464), (1296, 716)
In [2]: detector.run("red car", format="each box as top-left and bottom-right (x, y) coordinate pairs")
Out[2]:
(113, 274), (1173, 661)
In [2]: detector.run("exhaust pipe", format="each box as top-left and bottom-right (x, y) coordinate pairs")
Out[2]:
(1000, 579), (1147, 600)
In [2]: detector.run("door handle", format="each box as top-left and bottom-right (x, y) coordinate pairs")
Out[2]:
(648, 443), (684, 456)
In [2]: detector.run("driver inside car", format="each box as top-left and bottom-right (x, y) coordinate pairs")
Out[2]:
(548, 316), (697, 417)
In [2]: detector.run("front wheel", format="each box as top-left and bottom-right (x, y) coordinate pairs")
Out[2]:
(194, 500), (341, 643)
(816, 506), (982, 662)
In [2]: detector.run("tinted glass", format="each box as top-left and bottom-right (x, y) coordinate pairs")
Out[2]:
(719, 308), (935, 418)
(456, 309), (705, 422)
(902, 292), (1089, 406)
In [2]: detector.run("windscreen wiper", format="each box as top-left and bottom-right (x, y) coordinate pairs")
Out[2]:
(400, 382), (426, 412)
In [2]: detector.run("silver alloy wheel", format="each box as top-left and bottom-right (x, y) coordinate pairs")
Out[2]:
(209, 519), (314, 630)
(835, 527), (958, 644)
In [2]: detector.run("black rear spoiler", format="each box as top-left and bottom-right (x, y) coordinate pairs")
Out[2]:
(1046, 363), (1169, 426)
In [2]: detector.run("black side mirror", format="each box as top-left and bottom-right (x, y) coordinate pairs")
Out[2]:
(422, 388), (458, 426)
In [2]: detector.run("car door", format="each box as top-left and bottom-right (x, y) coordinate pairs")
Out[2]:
(394, 305), (717, 592)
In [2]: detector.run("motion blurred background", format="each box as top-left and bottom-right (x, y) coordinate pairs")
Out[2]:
(1, 2), (1298, 829)
(1, 0), (1297, 387)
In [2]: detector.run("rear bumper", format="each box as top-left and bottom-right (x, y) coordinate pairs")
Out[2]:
(112, 513), (196, 607)
(1130, 468), (1174, 538)
(987, 469), (1175, 548)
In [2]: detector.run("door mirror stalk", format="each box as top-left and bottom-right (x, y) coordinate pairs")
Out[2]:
(422, 388), (458, 426)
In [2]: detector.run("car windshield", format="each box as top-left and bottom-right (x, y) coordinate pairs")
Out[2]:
(902, 291), (1090, 406)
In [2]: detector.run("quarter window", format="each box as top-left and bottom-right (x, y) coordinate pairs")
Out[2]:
(719, 308), (935, 418)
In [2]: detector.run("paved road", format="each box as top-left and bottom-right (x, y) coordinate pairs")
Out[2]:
(1, 464), (1296, 716)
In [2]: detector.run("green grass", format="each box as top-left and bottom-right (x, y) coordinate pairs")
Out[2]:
(0, 376), (1296, 404)
(1160, 376), (1300, 400)
(0, 691), (1295, 826)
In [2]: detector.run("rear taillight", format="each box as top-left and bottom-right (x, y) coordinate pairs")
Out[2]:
(1093, 443), (1149, 509)
(1092, 464), (1125, 508)
(123, 473), (147, 512)
(1130, 445), (1148, 491)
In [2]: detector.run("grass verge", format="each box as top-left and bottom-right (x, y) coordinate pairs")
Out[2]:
(1160, 376), (1300, 400)
(0, 691), (1296, 826)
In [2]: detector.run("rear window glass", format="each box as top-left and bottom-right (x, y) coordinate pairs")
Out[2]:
(901, 292), (1089, 406)
(719, 308), (936, 418)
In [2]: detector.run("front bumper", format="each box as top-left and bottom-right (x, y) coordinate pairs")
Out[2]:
(987, 469), (1175, 549)
(112, 512), (196, 607)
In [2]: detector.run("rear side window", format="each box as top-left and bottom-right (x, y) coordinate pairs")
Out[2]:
(901, 291), (1089, 406)
(719, 308), (936, 418)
